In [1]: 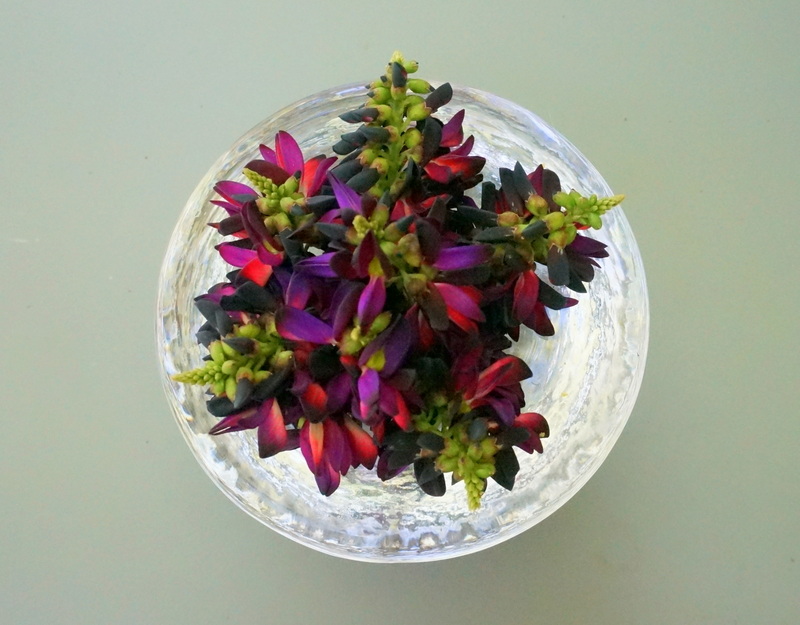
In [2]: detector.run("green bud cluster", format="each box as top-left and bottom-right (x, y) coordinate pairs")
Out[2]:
(340, 311), (393, 356)
(171, 322), (287, 398)
(551, 190), (625, 242)
(500, 189), (626, 268)
(436, 429), (499, 511)
(243, 169), (307, 233)
(348, 206), (390, 246)
(414, 401), (501, 510)
(358, 51), (434, 197)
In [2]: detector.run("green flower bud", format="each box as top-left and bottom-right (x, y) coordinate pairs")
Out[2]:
(553, 191), (575, 210)
(283, 176), (299, 194)
(340, 336), (362, 356)
(525, 194), (549, 216)
(480, 437), (498, 457)
(272, 350), (293, 369)
(403, 59), (419, 73)
(587, 212), (603, 229)
(238, 324), (260, 338)
(255, 197), (272, 215)
(276, 212), (293, 231)
(365, 349), (386, 371)
(360, 148), (377, 165)
(372, 206), (389, 229)
(397, 233), (422, 267)
(368, 311), (392, 335)
(371, 86), (390, 103)
(497, 211), (521, 227)
(374, 105), (393, 122)
(380, 240), (397, 258)
(549, 229), (570, 248)
(209, 341), (225, 364)
(437, 456), (457, 473)
(371, 157), (389, 175)
(221, 360), (238, 376)
(475, 464), (495, 479)
(224, 376), (237, 400)
(407, 78), (432, 94)
(406, 101), (428, 122)
(544, 211), (566, 231)
(235, 367), (253, 381)
(353, 214), (369, 236)
(404, 128), (422, 149)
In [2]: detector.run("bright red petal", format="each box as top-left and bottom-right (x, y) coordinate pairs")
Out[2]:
(239, 257), (272, 286)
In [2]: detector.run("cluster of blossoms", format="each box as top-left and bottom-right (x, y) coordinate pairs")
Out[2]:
(173, 53), (623, 510)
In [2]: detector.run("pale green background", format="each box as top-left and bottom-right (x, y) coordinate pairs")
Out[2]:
(2, 0), (798, 623)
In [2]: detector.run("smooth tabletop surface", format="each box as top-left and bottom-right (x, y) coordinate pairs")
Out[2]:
(3, 1), (798, 623)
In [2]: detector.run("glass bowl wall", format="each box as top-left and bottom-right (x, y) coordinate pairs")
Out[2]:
(156, 83), (649, 562)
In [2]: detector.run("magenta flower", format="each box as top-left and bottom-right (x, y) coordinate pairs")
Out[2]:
(299, 417), (377, 496)
(209, 398), (298, 459)
(172, 54), (622, 509)
(252, 131), (336, 197)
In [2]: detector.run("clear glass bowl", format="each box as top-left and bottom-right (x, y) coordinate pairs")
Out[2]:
(156, 83), (649, 562)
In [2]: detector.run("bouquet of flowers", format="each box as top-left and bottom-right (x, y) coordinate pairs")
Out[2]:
(172, 52), (623, 510)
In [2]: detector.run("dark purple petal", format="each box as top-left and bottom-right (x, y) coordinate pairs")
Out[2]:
(547, 245), (570, 286)
(300, 421), (323, 471)
(244, 159), (291, 185)
(294, 252), (338, 277)
(432, 245), (490, 271)
(208, 406), (262, 435)
(357, 368), (380, 421)
(210, 199), (243, 216)
(216, 243), (255, 268)
(414, 219), (441, 264)
(568, 233), (609, 258)
(418, 286), (449, 331)
(450, 135), (475, 157)
(330, 250), (358, 280)
(330, 174), (362, 212)
(257, 399), (288, 458)
(276, 307), (333, 344)
(326, 372), (353, 413)
(440, 109), (465, 147)
(425, 82), (452, 112)
(343, 417), (377, 469)
(300, 382), (329, 423)
(285, 272), (312, 309)
(305, 156), (337, 197)
(331, 282), (364, 339)
(513, 270), (540, 323)
(314, 461), (341, 497)
(486, 396), (516, 427)
(331, 281), (363, 339)
(357, 275), (386, 327)
(353, 230), (378, 277)
(241, 201), (276, 250)
(323, 419), (350, 473)
(514, 412), (548, 454)
(378, 318), (412, 377)
(215, 214), (245, 235)
(259, 143), (277, 164)
(275, 131), (304, 176)
(433, 283), (484, 321)
(473, 356), (531, 400)
(214, 181), (257, 205)
(256, 245), (283, 266)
